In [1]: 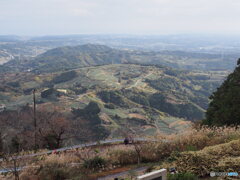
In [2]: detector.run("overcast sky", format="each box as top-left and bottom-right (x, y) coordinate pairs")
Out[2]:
(1, 0), (240, 36)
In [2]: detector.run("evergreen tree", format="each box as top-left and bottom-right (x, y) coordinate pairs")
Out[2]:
(203, 58), (240, 126)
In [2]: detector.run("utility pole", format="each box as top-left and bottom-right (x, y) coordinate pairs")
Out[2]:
(33, 89), (37, 152)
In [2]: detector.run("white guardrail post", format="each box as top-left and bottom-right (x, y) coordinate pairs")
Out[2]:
(137, 169), (167, 180)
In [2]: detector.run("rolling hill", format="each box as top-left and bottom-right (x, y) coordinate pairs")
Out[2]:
(0, 63), (226, 141)
(27, 44), (131, 72)
(2, 44), (236, 73)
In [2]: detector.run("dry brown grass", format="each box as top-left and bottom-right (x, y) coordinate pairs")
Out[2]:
(156, 139), (240, 177)
(43, 153), (80, 165)
(156, 125), (240, 151)
(39, 126), (240, 166)
(18, 144), (136, 179)
(107, 126), (240, 166)
(18, 126), (240, 179)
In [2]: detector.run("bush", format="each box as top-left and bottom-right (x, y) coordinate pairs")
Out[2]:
(168, 172), (198, 180)
(83, 156), (107, 170)
(37, 163), (70, 180)
(174, 140), (240, 177)
(167, 151), (181, 163)
(175, 152), (218, 177)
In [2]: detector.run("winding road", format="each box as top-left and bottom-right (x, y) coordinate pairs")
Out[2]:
(0, 138), (157, 173)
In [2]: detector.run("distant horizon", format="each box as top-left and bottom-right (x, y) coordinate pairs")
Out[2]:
(2, 33), (240, 38)
(1, 0), (240, 36)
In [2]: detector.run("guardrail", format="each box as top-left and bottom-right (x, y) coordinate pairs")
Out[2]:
(15, 137), (155, 159)
(137, 169), (167, 180)
(0, 138), (160, 173)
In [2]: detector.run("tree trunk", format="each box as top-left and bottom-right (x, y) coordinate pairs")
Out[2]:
(13, 160), (19, 180)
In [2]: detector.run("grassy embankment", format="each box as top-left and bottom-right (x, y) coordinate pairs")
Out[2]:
(6, 126), (238, 179)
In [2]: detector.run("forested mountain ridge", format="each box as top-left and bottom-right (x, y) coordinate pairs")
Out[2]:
(29, 44), (130, 72)
(2, 44), (236, 73)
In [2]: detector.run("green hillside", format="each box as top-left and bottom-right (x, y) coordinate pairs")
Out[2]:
(0, 64), (226, 140)
(20, 44), (132, 73)
(2, 44), (235, 73)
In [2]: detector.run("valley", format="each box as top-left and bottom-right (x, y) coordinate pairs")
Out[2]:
(0, 62), (227, 141)
(0, 40), (238, 179)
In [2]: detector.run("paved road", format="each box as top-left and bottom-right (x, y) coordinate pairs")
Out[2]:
(1, 137), (161, 161)
(2, 138), (160, 160)
(0, 138), (156, 173)
(20, 138), (153, 158)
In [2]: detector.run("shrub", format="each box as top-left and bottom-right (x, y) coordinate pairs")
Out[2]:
(83, 156), (107, 170)
(37, 163), (70, 180)
(175, 152), (218, 177)
(174, 140), (240, 177)
(167, 151), (181, 163)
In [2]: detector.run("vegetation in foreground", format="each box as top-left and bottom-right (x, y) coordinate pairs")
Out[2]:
(0, 126), (237, 179)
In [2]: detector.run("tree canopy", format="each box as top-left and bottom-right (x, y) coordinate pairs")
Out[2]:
(203, 58), (240, 126)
